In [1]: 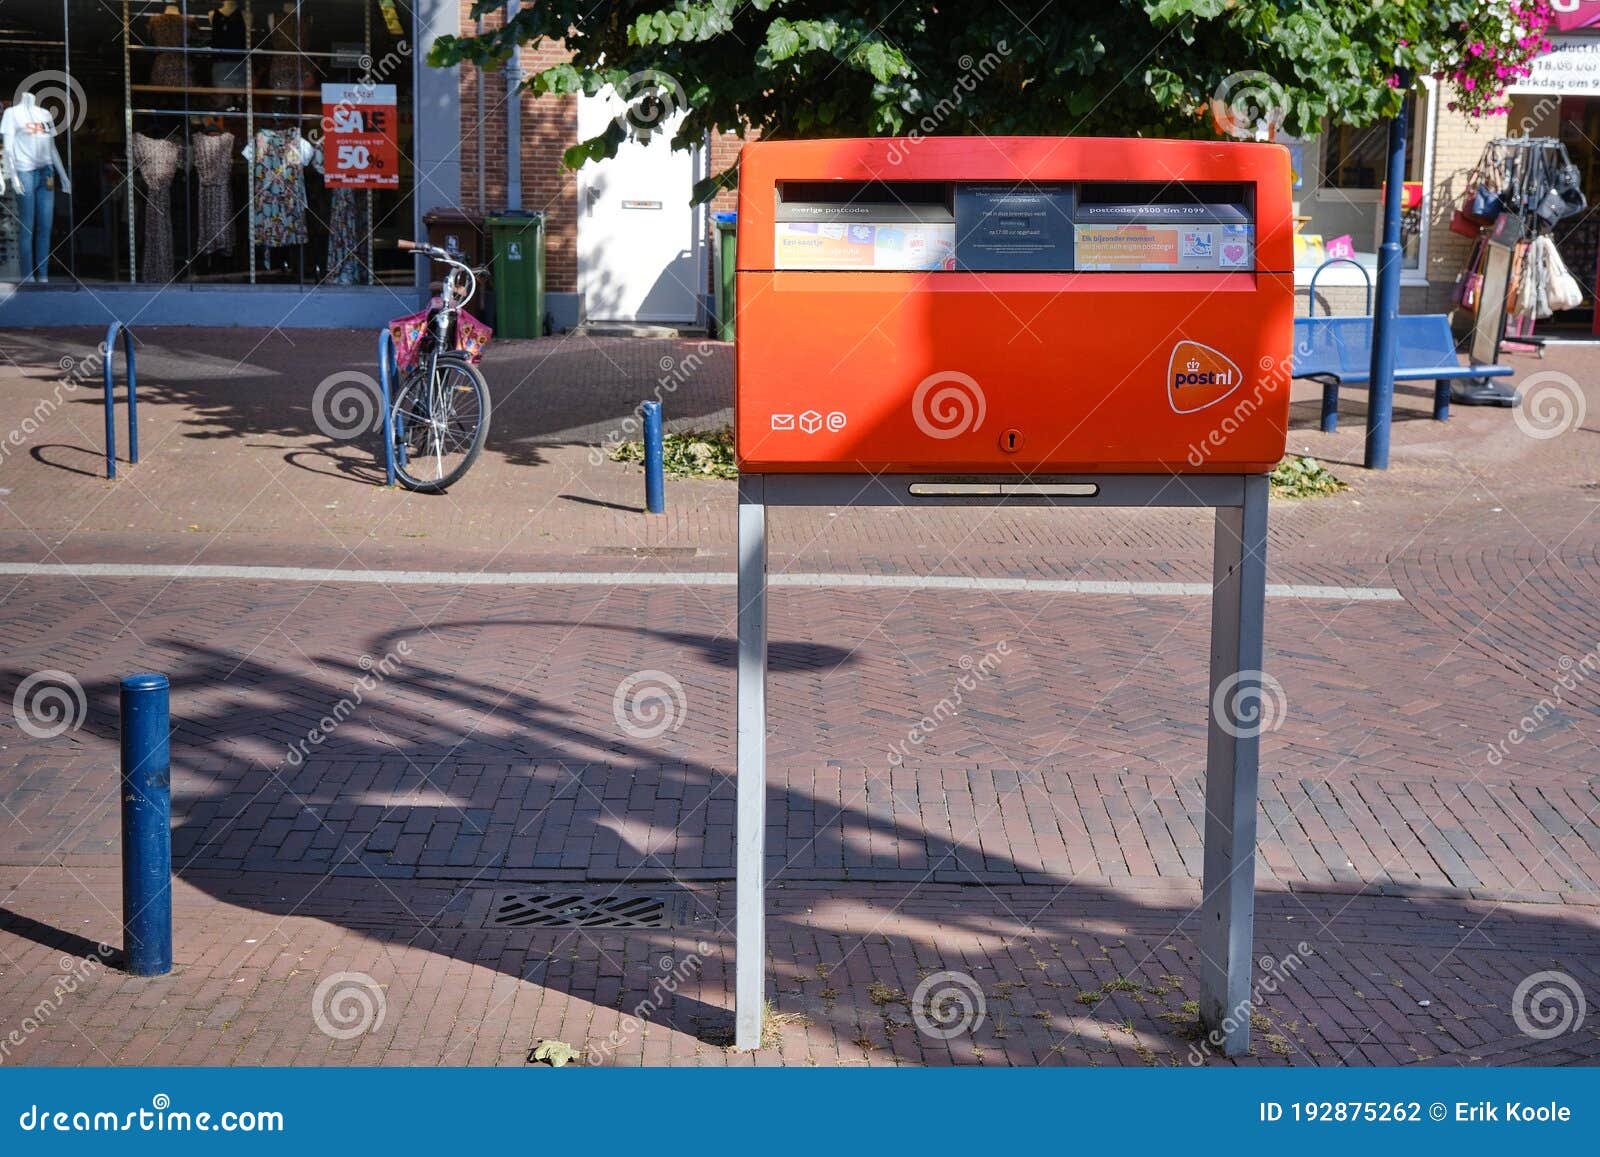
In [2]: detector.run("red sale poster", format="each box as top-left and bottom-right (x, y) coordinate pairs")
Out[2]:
(321, 83), (398, 188)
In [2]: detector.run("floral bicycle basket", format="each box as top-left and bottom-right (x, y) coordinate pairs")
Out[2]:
(387, 300), (492, 372)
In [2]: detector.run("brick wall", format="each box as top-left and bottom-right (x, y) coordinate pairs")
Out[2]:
(1423, 93), (1500, 319)
(708, 129), (746, 217)
(455, 5), (579, 293)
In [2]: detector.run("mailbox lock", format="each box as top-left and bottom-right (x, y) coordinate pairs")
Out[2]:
(1000, 428), (1024, 454)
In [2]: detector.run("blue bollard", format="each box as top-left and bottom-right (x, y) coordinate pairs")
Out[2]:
(120, 673), (171, 976)
(642, 400), (665, 514)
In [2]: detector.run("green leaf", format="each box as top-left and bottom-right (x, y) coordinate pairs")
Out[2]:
(765, 19), (802, 60)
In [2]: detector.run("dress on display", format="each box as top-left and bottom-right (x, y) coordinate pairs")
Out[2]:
(327, 188), (363, 284)
(148, 12), (191, 88)
(132, 133), (181, 282)
(194, 131), (235, 255)
(263, 10), (311, 92)
(250, 128), (308, 246)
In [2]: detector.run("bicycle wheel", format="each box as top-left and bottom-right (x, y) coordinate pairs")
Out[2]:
(389, 352), (491, 493)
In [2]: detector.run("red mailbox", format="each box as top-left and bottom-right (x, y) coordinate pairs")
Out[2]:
(735, 137), (1294, 474)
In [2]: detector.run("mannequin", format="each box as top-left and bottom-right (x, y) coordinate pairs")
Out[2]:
(1, 92), (73, 283)
(263, 3), (312, 92)
(148, 4), (192, 88)
(210, 0), (248, 96)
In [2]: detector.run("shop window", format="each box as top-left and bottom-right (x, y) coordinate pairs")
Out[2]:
(1, 0), (416, 289)
(1286, 93), (1428, 276)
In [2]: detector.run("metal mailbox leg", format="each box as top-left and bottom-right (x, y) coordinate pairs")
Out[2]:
(1198, 473), (1270, 1056)
(735, 474), (768, 1051)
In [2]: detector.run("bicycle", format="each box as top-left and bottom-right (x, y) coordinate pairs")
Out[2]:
(389, 240), (492, 493)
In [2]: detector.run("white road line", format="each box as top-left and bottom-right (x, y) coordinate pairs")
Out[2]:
(0, 561), (1404, 601)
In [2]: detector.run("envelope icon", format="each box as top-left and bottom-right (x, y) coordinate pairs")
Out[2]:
(770, 414), (795, 430)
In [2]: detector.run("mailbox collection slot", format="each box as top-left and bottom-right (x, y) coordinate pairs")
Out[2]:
(772, 180), (1256, 273)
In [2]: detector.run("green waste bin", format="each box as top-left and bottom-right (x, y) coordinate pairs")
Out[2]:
(713, 212), (737, 341)
(486, 212), (546, 339)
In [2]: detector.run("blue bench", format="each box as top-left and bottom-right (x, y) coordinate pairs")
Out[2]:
(1293, 314), (1515, 433)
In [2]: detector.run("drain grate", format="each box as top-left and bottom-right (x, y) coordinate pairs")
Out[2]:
(485, 891), (669, 929)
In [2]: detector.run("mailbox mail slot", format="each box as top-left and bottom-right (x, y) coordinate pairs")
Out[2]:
(735, 137), (1293, 473)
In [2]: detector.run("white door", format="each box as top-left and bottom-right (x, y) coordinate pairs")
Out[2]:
(576, 91), (705, 324)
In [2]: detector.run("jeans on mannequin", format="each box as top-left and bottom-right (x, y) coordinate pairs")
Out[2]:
(14, 168), (55, 282)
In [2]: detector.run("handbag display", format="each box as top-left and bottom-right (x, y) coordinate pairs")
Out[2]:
(1462, 157), (1505, 223)
(1452, 237), (1487, 311)
(1468, 181), (1504, 222)
(1540, 235), (1584, 312)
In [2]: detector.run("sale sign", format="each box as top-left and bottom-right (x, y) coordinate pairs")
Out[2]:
(321, 83), (398, 188)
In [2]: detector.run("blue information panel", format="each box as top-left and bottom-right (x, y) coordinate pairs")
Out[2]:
(2, 1068), (1595, 1154)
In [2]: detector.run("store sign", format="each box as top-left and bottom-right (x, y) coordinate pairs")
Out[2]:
(321, 83), (399, 188)
(1552, 1), (1600, 32)
(1509, 34), (1600, 95)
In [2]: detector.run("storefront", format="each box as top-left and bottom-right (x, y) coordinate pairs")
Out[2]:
(1507, 14), (1600, 331)
(0, 0), (459, 326)
(1281, 86), (1435, 301)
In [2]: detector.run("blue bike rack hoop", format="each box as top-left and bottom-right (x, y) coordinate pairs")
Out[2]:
(1306, 256), (1374, 318)
(102, 322), (138, 480)
(377, 327), (398, 486)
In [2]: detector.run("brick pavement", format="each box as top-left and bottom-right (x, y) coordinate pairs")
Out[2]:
(2, 870), (1597, 1066)
(0, 327), (1595, 1065)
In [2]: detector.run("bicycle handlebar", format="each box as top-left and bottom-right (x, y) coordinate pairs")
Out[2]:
(401, 240), (479, 309)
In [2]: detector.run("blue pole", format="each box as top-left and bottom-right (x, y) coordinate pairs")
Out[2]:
(120, 673), (172, 976)
(102, 322), (119, 480)
(1365, 76), (1410, 470)
(642, 400), (665, 514)
(377, 329), (397, 487)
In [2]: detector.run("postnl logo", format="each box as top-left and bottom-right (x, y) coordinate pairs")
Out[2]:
(1167, 341), (1243, 414)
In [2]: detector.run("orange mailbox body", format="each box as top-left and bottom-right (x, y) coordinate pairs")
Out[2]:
(734, 137), (1293, 474)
